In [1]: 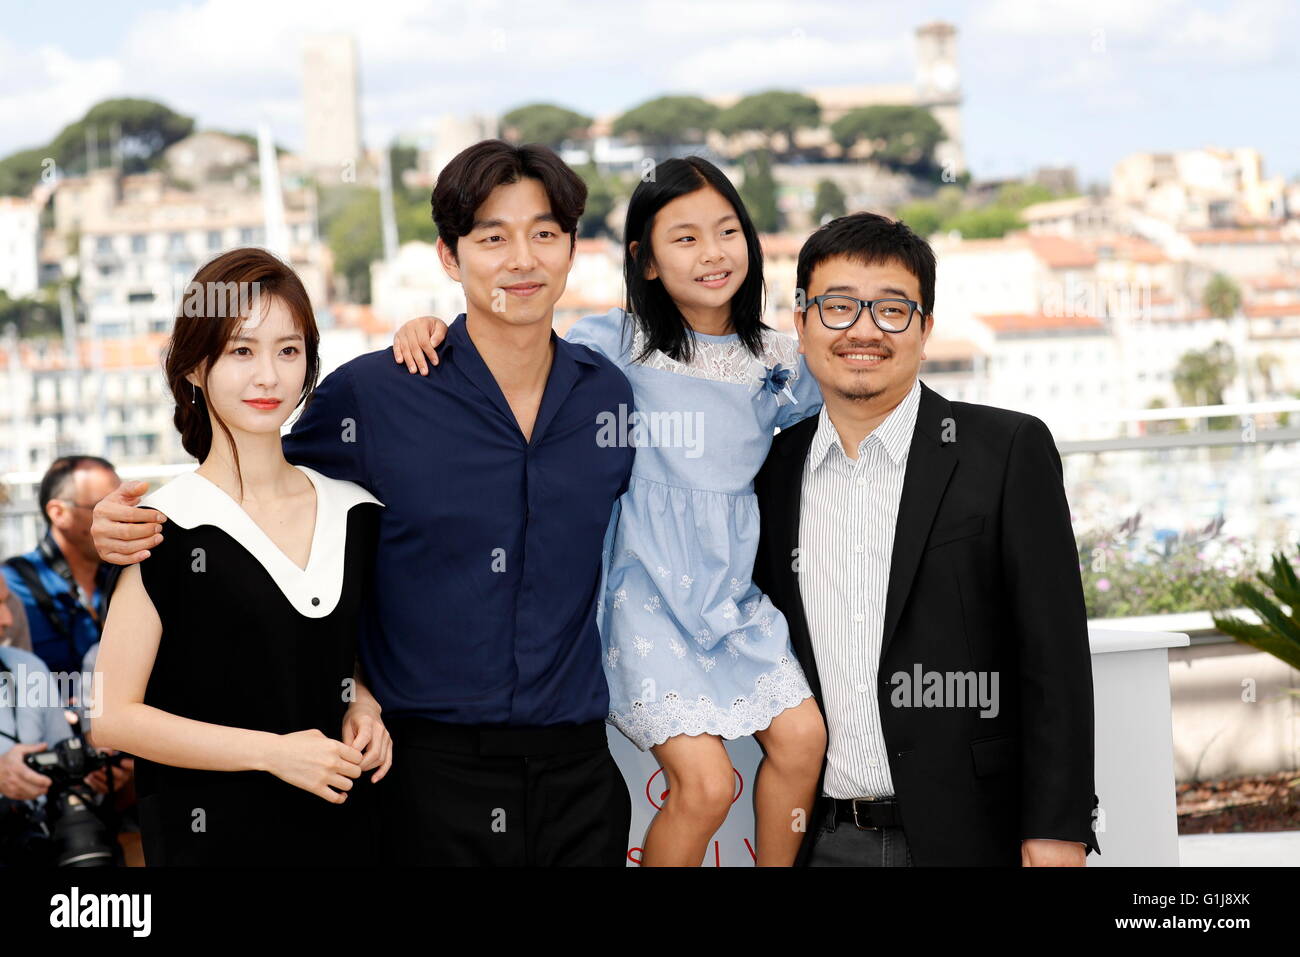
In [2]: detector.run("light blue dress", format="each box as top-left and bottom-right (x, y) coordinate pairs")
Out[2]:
(566, 307), (823, 751)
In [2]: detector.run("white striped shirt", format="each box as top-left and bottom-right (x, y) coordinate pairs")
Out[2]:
(798, 378), (921, 799)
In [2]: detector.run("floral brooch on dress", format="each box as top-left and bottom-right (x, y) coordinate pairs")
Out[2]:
(758, 363), (798, 407)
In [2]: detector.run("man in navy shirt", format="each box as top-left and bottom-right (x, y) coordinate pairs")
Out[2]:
(91, 141), (635, 866)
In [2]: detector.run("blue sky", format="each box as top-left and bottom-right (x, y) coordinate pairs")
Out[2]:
(0, 0), (1296, 186)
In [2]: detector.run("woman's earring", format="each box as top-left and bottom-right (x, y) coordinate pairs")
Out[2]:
(191, 382), (197, 404)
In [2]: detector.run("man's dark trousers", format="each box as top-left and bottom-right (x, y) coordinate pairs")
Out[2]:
(373, 716), (631, 866)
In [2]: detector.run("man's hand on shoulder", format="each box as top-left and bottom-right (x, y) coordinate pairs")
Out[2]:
(92, 481), (167, 566)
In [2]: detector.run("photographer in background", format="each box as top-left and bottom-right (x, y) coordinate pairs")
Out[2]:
(0, 574), (74, 866)
(0, 574), (130, 866)
(2, 456), (122, 682)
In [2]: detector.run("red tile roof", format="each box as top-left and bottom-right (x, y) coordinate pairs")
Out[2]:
(974, 312), (1105, 333)
(1024, 235), (1097, 269)
(1185, 228), (1287, 244)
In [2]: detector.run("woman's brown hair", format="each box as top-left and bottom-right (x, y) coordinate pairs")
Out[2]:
(164, 247), (320, 499)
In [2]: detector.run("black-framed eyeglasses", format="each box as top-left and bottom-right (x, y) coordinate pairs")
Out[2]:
(808, 295), (922, 333)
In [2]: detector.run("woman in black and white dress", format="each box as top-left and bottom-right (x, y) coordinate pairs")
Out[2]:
(91, 248), (391, 866)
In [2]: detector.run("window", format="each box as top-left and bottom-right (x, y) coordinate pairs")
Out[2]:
(131, 234), (147, 254)
(208, 230), (222, 252)
(168, 232), (186, 253)
(95, 236), (113, 255)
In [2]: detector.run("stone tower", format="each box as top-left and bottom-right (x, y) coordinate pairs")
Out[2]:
(914, 21), (965, 176)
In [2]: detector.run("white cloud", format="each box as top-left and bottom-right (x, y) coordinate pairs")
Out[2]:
(667, 30), (908, 94)
(1161, 0), (1294, 65)
(972, 0), (1185, 38)
(0, 37), (124, 153)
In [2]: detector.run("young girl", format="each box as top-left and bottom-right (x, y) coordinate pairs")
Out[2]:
(91, 248), (392, 866)
(392, 157), (826, 866)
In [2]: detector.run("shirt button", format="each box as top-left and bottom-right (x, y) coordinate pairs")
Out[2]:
(853, 612), (864, 623)
(311, 597), (320, 606)
(856, 477), (867, 487)
(868, 757), (880, 768)
(855, 682), (868, 693)
(854, 543), (864, 553)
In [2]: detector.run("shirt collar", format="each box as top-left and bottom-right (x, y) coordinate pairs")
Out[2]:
(445, 312), (602, 369)
(808, 377), (922, 470)
(139, 466), (383, 619)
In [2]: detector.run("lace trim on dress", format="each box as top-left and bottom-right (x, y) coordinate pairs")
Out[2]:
(631, 326), (801, 386)
(608, 655), (814, 751)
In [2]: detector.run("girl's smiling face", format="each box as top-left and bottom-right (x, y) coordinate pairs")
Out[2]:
(635, 185), (750, 330)
(188, 293), (307, 438)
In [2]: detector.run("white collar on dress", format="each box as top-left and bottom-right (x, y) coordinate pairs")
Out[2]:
(139, 465), (383, 619)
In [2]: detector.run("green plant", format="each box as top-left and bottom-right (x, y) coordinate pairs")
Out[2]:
(1078, 513), (1257, 618)
(1212, 546), (1300, 672)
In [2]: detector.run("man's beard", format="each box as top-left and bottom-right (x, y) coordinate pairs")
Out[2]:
(833, 382), (887, 402)
(830, 343), (891, 402)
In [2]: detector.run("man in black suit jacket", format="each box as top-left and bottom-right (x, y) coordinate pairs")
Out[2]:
(753, 213), (1100, 866)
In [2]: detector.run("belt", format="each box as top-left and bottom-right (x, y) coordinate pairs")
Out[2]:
(821, 795), (901, 830)
(386, 716), (608, 757)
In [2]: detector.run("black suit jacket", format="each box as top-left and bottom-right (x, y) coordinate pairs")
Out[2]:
(752, 379), (1100, 866)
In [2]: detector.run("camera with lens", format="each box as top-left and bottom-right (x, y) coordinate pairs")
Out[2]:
(13, 712), (124, 867)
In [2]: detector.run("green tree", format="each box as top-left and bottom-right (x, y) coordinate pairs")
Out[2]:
(995, 181), (1059, 209)
(575, 164), (617, 238)
(0, 147), (51, 197)
(613, 95), (719, 145)
(500, 103), (592, 148)
(895, 185), (964, 237)
(739, 150), (780, 233)
(1173, 340), (1237, 428)
(395, 187), (437, 246)
(389, 144), (420, 181)
(0, 289), (63, 338)
(831, 105), (945, 173)
(1203, 272), (1242, 318)
(0, 97), (195, 194)
(715, 91), (820, 155)
(322, 186), (382, 304)
(47, 98), (194, 175)
(812, 178), (846, 225)
(895, 201), (943, 238)
(942, 206), (1022, 239)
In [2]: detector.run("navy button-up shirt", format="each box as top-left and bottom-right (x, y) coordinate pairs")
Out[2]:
(281, 313), (634, 726)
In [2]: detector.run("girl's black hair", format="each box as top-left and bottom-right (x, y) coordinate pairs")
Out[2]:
(622, 156), (767, 364)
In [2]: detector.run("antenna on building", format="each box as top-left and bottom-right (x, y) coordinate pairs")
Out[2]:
(258, 121), (289, 257)
(59, 283), (79, 371)
(379, 145), (399, 263)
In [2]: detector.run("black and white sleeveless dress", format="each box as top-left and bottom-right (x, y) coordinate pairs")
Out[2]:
(129, 465), (384, 867)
